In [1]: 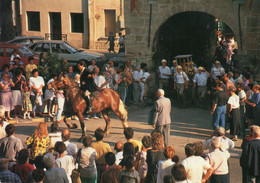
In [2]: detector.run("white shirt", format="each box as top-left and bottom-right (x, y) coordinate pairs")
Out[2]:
(205, 149), (230, 175)
(64, 141), (78, 156)
(238, 90), (246, 105)
(158, 66), (171, 79)
(227, 95), (240, 109)
(44, 78), (55, 100)
(174, 71), (189, 84)
(211, 67), (225, 79)
(181, 156), (211, 183)
(133, 70), (143, 80)
(29, 76), (45, 96)
(49, 132), (62, 148)
(193, 72), (209, 86)
(142, 72), (150, 82)
(203, 136), (234, 152)
(87, 65), (97, 71)
(97, 75), (109, 89)
(157, 159), (175, 183)
(115, 151), (123, 165)
(56, 155), (75, 183)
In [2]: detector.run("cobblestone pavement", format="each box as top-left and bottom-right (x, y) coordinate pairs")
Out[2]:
(13, 104), (243, 183)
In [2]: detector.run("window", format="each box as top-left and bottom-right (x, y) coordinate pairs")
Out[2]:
(71, 13), (84, 33)
(51, 43), (70, 54)
(27, 11), (40, 31)
(6, 48), (15, 57)
(34, 43), (50, 53)
(0, 48), (4, 57)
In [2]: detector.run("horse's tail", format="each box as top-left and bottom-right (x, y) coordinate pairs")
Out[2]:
(119, 99), (128, 122)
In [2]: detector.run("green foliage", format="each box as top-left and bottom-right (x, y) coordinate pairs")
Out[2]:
(38, 52), (68, 81)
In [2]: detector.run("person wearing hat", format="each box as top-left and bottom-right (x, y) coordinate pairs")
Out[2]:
(174, 65), (189, 105)
(42, 152), (69, 183)
(227, 86), (240, 141)
(193, 66), (210, 103)
(158, 59), (171, 95)
(210, 61), (225, 80)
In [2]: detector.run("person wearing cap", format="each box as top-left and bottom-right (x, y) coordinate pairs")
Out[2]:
(132, 65), (143, 104)
(227, 86), (240, 141)
(174, 65), (189, 105)
(152, 89), (171, 146)
(42, 152), (69, 183)
(158, 59), (171, 95)
(210, 61), (225, 80)
(193, 66), (210, 103)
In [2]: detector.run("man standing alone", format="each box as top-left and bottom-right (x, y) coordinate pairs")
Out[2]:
(152, 89), (171, 146)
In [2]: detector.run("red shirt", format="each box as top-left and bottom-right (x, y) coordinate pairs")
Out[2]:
(11, 163), (35, 183)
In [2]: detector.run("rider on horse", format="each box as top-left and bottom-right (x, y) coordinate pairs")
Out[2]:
(77, 60), (98, 113)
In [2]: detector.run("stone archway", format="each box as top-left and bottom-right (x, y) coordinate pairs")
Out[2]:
(151, 11), (236, 70)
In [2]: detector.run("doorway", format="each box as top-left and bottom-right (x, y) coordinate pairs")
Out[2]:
(49, 12), (62, 40)
(105, 10), (116, 37)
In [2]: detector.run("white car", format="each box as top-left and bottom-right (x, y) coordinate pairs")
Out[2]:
(29, 40), (105, 65)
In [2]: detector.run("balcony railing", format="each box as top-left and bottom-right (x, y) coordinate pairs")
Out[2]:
(45, 33), (67, 41)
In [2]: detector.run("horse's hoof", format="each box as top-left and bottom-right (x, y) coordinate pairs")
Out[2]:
(70, 123), (78, 129)
(78, 135), (85, 142)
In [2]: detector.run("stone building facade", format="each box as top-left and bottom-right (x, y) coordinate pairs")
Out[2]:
(20, 0), (124, 49)
(124, 0), (260, 69)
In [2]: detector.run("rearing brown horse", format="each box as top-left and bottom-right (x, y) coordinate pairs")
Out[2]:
(50, 75), (128, 139)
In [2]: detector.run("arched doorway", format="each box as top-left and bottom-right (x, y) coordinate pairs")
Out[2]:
(152, 11), (237, 70)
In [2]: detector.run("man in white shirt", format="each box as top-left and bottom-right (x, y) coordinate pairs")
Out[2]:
(181, 143), (213, 183)
(62, 129), (78, 157)
(174, 66), (189, 104)
(210, 61), (225, 80)
(193, 67), (210, 102)
(29, 69), (45, 117)
(114, 141), (123, 165)
(97, 71), (109, 89)
(158, 59), (171, 95)
(132, 65), (143, 104)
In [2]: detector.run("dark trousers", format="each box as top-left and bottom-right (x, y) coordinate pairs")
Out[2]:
(96, 164), (107, 183)
(229, 108), (240, 136)
(156, 124), (170, 146)
(210, 173), (229, 183)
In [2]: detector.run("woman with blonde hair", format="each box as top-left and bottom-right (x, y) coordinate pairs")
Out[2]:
(26, 122), (49, 160)
(146, 132), (166, 183)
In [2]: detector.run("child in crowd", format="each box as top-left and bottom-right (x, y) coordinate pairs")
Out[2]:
(21, 84), (32, 119)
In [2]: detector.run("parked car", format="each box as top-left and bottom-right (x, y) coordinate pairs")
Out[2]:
(29, 40), (105, 65)
(0, 42), (39, 69)
(7, 36), (44, 46)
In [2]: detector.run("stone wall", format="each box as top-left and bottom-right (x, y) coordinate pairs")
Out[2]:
(124, 0), (260, 69)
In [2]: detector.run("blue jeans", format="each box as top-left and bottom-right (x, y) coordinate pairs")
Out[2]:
(56, 97), (65, 121)
(213, 105), (226, 129)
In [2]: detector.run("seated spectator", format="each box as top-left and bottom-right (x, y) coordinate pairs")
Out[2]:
(101, 152), (120, 183)
(0, 158), (22, 183)
(171, 163), (192, 183)
(49, 122), (62, 148)
(0, 124), (23, 161)
(42, 152), (69, 183)
(163, 175), (176, 183)
(203, 127), (234, 152)
(119, 142), (135, 169)
(181, 143), (213, 183)
(55, 142), (75, 183)
(77, 135), (97, 183)
(114, 141), (123, 165)
(30, 169), (45, 183)
(146, 132), (166, 183)
(157, 145), (176, 183)
(136, 135), (151, 183)
(25, 122), (49, 161)
(10, 149), (35, 183)
(205, 137), (230, 183)
(91, 128), (112, 182)
(62, 128), (78, 157)
(124, 127), (142, 152)
(118, 155), (140, 183)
